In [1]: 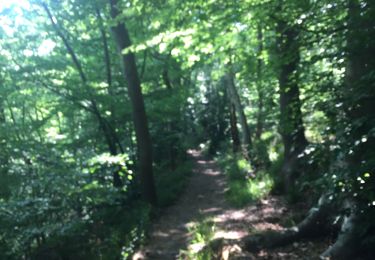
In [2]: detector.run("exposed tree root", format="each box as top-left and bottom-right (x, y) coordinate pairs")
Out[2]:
(241, 196), (375, 259)
(241, 194), (337, 252)
(320, 203), (363, 260)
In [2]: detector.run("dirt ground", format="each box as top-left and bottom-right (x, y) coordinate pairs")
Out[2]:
(133, 150), (330, 259)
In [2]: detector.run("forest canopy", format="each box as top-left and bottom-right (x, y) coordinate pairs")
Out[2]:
(0, 0), (374, 259)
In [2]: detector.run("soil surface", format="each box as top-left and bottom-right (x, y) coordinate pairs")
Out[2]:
(133, 150), (330, 259)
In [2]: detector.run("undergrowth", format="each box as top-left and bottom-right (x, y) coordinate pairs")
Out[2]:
(216, 153), (274, 207)
(179, 218), (215, 260)
(155, 160), (193, 207)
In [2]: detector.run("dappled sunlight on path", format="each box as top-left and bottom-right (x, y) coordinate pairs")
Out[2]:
(132, 150), (328, 259)
(133, 149), (246, 259)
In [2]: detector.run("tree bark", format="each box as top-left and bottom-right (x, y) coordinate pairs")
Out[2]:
(256, 25), (264, 140)
(229, 103), (241, 153)
(225, 72), (253, 161)
(244, 194), (337, 252)
(277, 21), (308, 192)
(108, 0), (157, 205)
(321, 1), (375, 258)
(0, 96), (10, 199)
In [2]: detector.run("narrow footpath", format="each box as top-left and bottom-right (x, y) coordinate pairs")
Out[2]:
(133, 150), (329, 259)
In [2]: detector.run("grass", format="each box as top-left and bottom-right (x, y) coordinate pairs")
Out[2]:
(179, 218), (215, 260)
(216, 153), (274, 207)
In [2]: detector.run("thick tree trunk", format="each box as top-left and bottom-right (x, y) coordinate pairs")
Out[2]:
(277, 21), (308, 192)
(109, 0), (157, 206)
(225, 72), (253, 161)
(320, 201), (362, 260)
(321, 1), (375, 258)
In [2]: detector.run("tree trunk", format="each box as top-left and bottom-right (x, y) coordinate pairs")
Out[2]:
(96, 7), (116, 125)
(0, 97), (10, 199)
(244, 194), (338, 252)
(229, 103), (241, 153)
(162, 66), (178, 169)
(321, 1), (375, 258)
(277, 21), (308, 192)
(242, 2), (375, 258)
(256, 25), (264, 140)
(225, 72), (253, 161)
(108, 0), (157, 206)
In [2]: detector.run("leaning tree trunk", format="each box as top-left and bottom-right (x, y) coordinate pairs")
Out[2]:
(277, 21), (308, 193)
(108, 0), (157, 206)
(225, 72), (253, 162)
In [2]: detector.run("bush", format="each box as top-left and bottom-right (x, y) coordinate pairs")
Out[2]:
(216, 153), (273, 207)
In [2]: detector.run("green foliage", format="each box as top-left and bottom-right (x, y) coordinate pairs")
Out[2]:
(0, 150), (150, 259)
(217, 153), (273, 207)
(180, 218), (215, 260)
(0, 0), (374, 257)
(155, 161), (193, 207)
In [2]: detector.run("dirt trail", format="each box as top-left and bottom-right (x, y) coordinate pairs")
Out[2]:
(133, 150), (329, 259)
(133, 149), (237, 259)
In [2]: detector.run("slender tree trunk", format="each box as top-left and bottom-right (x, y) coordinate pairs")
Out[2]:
(0, 97), (10, 199)
(162, 66), (177, 169)
(256, 25), (264, 140)
(163, 68), (173, 90)
(225, 72), (253, 161)
(96, 6), (118, 131)
(108, 0), (157, 205)
(229, 103), (241, 153)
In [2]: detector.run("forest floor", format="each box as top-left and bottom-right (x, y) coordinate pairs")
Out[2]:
(133, 150), (330, 259)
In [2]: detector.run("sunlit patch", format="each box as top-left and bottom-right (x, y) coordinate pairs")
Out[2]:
(0, 0), (31, 36)
(204, 169), (220, 176)
(38, 39), (56, 56)
(253, 222), (284, 231)
(201, 207), (222, 214)
(0, 0), (30, 12)
(213, 230), (247, 239)
(45, 127), (66, 142)
(228, 210), (246, 220)
(188, 242), (205, 253)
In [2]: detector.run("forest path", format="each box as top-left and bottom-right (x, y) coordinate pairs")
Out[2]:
(133, 150), (328, 259)
(133, 149), (249, 259)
